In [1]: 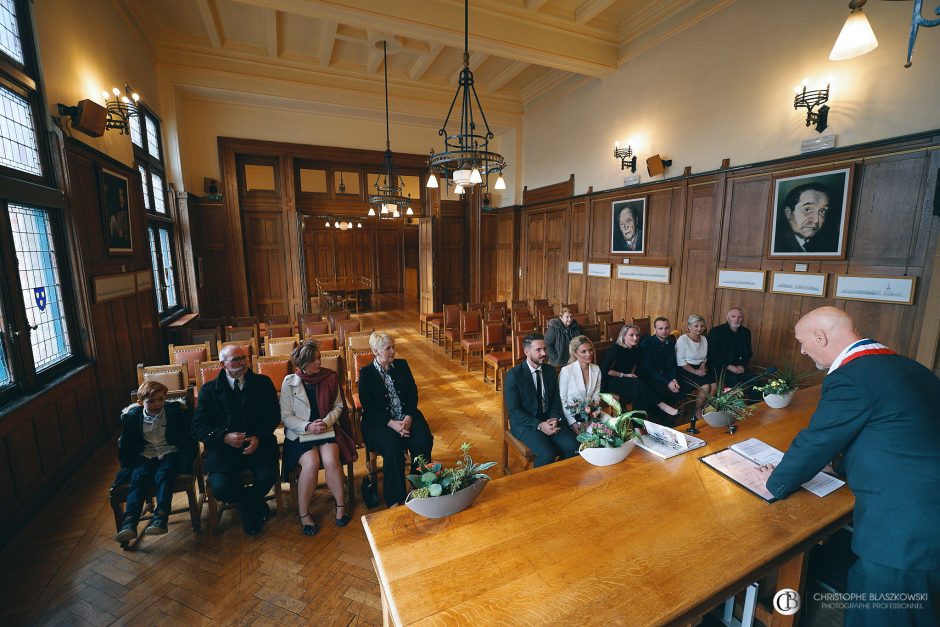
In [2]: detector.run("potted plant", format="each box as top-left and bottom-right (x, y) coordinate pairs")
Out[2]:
(576, 393), (646, 466)
(754, 366), (813, 409)
(691, 373), (755, 433)
(405, 442), (496, 519)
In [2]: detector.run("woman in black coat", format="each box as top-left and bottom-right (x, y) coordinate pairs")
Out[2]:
(358, 331), (434, 507)
(601, 325), (680, 425)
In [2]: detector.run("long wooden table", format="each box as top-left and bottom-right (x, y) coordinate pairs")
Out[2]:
(362, 388), (854, 625)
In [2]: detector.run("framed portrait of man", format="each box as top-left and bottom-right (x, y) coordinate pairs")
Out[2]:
(611, 198), (646, 254)
(101, 168), (132, 255)
(768, 166), (853, 259)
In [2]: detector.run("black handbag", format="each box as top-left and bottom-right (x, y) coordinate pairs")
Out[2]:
(360, 475), (380, 509)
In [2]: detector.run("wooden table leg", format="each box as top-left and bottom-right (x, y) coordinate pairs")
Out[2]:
(764, 550), (810, 627)
(372, 558), (392, 627)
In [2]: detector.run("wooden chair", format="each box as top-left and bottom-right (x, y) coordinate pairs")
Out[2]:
(532, 298), (549, 310)
(109, 388), (203, 548)
(190, 328), (221, 359)
(428, 304), (459, 345)
(581, 323), (601, 343)
(328, 309), (351, 333)
(419, 310), (443, 338)
(264, 314), (290, 326)
(594, 340), (614, 369)
(443, 307), (468, 358)
(595, 310), (614, 327)
(482, 323), (514, 390)
(225, 325), (257, 342)
(136, 363), (188, 392)
(561, 303), (579, 313)
(233, 315), (259, 327)
(218, 338), (259, 359)
(302, 320), (331, 338)
(502, 397), (535, 476)
(536, 305), (555, 332)
(266, 323), (295, 339)
(633, 316), (652, 339)
(572, 312), (589, 326)
(168, 342), (211, 385)
(511, 300), (528, 312)
(307, 333), (339, 351)
(319, 350), (344, 382)
(346, 331), (373, 363)
(194, 361), (223, 399)
(485, 308), (505, 324)
(347, 350), (374, 448)
(604, 320), (625, 343)
(253, 355), (292, 393)
(296, 312), (322, 336)
(459, 310), (484, 370)
(465, 303), (484, 312)
(264, 335), (299, 357)
(204, 467), (283, 534)
(335, 319), (362, 348)
(198, 316), (230, 329)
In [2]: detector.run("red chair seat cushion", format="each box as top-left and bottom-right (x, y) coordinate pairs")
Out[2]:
(483, 350), (512, 366)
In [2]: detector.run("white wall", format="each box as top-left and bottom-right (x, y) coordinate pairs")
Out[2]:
(522, 0), (940, 194)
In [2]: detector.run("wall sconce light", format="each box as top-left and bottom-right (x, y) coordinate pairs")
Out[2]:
(793, 80), (831, 133)
(646, 154), (672, 177)
(101, 84), (140, 134)
(830, 0), (940, 67)
(614, 142), (637, 172)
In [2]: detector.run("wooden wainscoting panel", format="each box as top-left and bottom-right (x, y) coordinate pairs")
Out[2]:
(481, 213), (498, 303)
(524, 213), (545, 300)
(677, 182), (721, 323)
(496, 210), (516, 303)
(243, 211), (290, 318)
(544, 210), (567, 305)
(722, 175), (771, 263)
(419, 218), (435, 313)
(567, 201), (587, 307)
(376, 226), (402, 293)
(439, 217), (466, 305)
(588, 198), (612, 260)
(585, 276), (611, 316)
(645, 186), (683, 260)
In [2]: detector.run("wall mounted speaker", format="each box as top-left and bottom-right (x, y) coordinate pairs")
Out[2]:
(646, 154), (673, 177)
(58, 99), (107, 137)
(204, 177), (220, 195)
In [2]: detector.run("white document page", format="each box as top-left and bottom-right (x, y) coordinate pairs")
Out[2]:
(730, 438), (845, 497)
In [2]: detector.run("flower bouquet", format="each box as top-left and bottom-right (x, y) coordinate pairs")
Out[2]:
(576, 393), (646, 466)
(404, 442), (495, 518)
(564, 397), (601, 424)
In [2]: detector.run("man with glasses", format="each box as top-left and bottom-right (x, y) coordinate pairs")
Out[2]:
(192, 344), (280, 535)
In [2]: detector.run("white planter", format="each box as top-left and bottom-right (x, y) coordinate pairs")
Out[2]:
(703, 410), (734, 428)
(763, 391), (794, 409)
(405, 479), (488, 519)
(579, 439), (637, 466)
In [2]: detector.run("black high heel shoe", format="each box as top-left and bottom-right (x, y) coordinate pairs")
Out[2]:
(299, 513), (318, 536)
(335, 500), (351, 527)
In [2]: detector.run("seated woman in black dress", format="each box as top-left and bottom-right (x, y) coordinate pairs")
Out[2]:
(358, 331), (433, 507)
(281, 341), (350, 535)
(675, 314), (717, 420)
(602, 324), (679, 423)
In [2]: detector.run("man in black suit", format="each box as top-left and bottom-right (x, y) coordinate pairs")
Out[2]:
(192, 345), (280, 535)
(762, 307), (940, 627)
(504, 333), (579, 467)
(707, 307), (755, 388)
(773, 182), (838, 253)
(639, 317), (681, 424)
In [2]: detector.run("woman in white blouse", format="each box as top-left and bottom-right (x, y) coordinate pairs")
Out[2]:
(558, 335), (601, 431)
(675, 314), (717, 419)
(281, 341), (350, 535)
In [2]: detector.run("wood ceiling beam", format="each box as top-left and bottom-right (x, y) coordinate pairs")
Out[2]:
(196, 0), (224, 49)
(575, 0), (616, 25)
(365, 36), (384, 75)
(265, 9), (279, 58)
(449, 51), (489, 86)
(487, 61), (528, 92)
(226, 0), (617, 77)
(319, 20), (338, 67)
(409, 43), (444, 81)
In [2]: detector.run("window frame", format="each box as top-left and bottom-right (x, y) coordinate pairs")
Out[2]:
(0, 0), (83, 407)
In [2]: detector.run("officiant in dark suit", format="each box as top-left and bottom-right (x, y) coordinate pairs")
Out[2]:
(504, 333), (579, 467)
(762, 307), (940, 627)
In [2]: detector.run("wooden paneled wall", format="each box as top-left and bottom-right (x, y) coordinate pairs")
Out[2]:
(490, 132), (940, 373)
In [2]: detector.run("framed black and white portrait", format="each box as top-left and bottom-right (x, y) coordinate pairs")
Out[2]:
(611, 198), (646, 255)
(101, 168), (132, 255)
(768, 167), (852, 259)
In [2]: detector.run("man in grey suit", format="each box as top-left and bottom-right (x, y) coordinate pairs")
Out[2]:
(504, 333), (579, 467)
(762, 307), (940, 627)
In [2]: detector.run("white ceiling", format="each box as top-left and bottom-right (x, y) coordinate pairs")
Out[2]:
(122, 0), (736, 111)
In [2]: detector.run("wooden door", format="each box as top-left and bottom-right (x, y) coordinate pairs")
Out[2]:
(243, 211), (289, 317)
(525, 213), (545, 300)
(419, 217), (435, 313)
(496, 211), (515, 303)
(376, 225), (402, 293)
(544, 210), (566, 304)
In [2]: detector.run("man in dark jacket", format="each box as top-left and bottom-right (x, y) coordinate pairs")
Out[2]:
(192, 345), (280, 535)
(114, 380), (194, 542)
(707, 307), (755, 388)
(764, 307), (940, 627)
(544, 308), (583, 367)
(639, 317), (681, 418)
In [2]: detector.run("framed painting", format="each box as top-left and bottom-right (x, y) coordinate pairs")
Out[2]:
(611, 198), (646, 254)
(101, 168), (132, 255)
(767, 166), (853, 259)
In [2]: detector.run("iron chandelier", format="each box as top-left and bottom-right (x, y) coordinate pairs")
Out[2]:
(368, 40), (413, 219)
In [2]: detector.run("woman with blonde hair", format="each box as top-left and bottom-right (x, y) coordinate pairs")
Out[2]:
(676, 314), (716, 420)
(558, 335), (601, 430)
(602, 324), (679, 424)
(281, 341), (350, 535)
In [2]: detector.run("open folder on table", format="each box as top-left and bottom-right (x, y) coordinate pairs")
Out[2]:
(699, 438), (845, 502)
(635, 421), (706, 459)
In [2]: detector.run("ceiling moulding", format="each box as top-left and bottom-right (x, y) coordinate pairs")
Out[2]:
(617, 0), (736, 65)
(155, 47), (523, 117)
(189, 0), (618, 77)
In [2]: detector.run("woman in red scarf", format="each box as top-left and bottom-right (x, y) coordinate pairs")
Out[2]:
(281, 341), (350, 534)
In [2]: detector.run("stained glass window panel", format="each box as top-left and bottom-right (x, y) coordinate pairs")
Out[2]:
(151, 170), (165, 213)
(0, 0), (23, 65)
(9, 204), (72, 370)
(145, 113), (160, 161)
(130, 113), (142, 148)
(148, 227), (163, 313)
(0, 84), (42, 176)
(159, 228), (177, 308)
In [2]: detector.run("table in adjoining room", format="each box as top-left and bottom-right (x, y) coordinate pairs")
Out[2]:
(362, 387), (853, 626)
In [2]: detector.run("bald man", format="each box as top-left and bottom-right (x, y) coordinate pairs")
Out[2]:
(765, 307), (940, 626)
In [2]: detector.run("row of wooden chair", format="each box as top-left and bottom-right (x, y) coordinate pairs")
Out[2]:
(191, 311), (358, 359)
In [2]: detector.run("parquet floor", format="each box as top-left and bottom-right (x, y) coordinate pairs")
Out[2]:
(0, 305), (507, 626)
